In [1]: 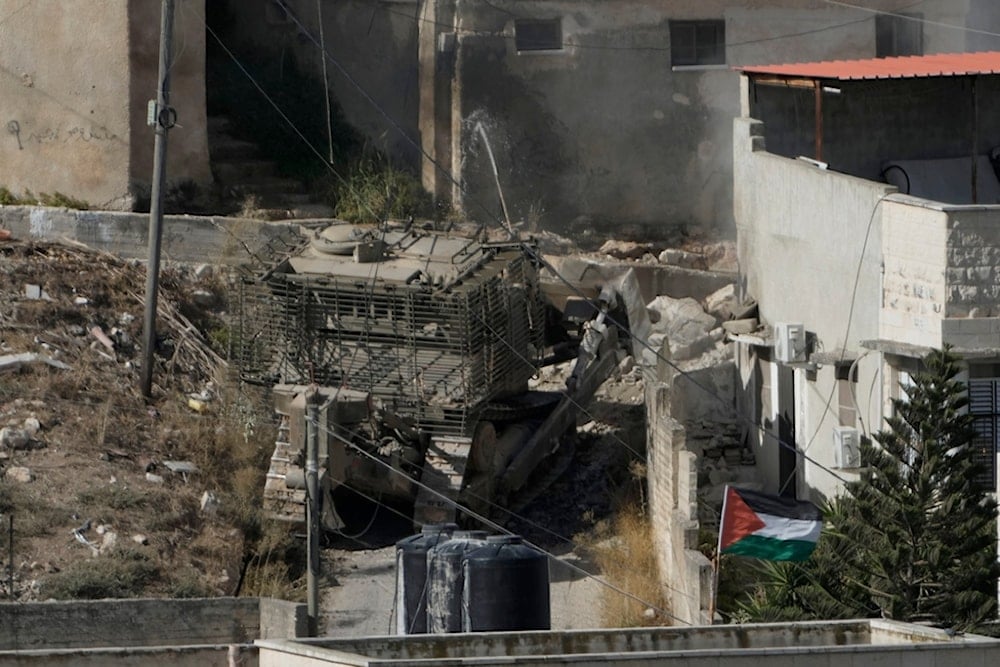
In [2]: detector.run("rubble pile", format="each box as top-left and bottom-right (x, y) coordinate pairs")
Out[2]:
(0, 238), (243, 601)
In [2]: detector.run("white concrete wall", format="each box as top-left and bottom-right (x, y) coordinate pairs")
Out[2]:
(733, 117), (894, 499)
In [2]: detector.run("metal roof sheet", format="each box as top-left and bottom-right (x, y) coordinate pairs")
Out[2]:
(736, 51), (1000, 81)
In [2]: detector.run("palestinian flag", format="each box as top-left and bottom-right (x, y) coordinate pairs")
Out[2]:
(718, 486), (822, 562)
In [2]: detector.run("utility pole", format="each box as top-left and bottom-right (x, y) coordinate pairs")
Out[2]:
(305, 388), (321, 636)
(141, 0), (177, 398)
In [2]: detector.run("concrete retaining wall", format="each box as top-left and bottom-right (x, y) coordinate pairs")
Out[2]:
(0, 205), (301, 265)
(0, 645), (249, 667)
(0, 597), (305, 651)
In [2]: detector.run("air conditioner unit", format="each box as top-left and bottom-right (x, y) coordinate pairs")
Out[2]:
(833, 426), (860, 469)
(774, 322), (807, 363)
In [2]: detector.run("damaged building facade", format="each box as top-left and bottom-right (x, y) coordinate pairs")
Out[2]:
(221, 0), (1000, 237)
(733, 52), (1000, 507)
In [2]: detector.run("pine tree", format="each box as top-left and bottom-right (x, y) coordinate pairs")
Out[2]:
(738, 348), (999, 630)
(835, 348), (999, 628)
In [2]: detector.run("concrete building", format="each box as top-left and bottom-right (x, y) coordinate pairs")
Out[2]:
(732, 51), (1000, 504)
(221, 0), (1000, 237)
(0, 0), (211, 210)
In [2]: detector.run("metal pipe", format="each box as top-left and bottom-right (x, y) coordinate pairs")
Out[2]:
(306, 388), (321, 636)
(141, 0), (176, 398)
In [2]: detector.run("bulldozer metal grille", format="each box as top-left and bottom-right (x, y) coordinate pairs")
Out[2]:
(235, 252), (544, 436)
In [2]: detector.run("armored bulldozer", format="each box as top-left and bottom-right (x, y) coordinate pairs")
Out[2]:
(235, 222), (648, 527)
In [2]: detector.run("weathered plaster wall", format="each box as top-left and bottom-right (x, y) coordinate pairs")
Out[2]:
(0, 0), (210, 210)
(436, 0), (979, 238)
(880, 197), (949, 349)
(733, 117), (892, 498)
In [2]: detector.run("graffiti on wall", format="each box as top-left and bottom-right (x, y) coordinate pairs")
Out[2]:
(5, 120), (119, 150)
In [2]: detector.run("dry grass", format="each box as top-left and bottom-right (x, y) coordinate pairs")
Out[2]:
(588, 502), (672, 627)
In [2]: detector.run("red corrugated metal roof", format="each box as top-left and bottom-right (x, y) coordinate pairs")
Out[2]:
(736, 51), (1000, 81)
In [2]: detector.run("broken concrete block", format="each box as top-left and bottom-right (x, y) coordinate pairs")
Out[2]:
(646, 295), (719, 361)
(0, 352), (71, 373)
(722, 318), (759, 335)
(5, 466), (33, 483)
(599, 239), (652, 260)
(1, 427), (30, 450)
(704, 283), (738, 320)
(657, 248), (706, 270)
(100, 531), (118, 554)
(23, 417), (40, 437)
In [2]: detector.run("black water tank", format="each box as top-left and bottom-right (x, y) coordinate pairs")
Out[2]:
(426, 530), (489, 633)
(462, 535), (550, 632)
(395, 523), (457, 634)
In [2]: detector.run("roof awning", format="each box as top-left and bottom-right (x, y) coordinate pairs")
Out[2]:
(735, 51), (1000, 82)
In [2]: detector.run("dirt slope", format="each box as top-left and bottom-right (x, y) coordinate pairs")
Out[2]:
(0, 238), (267, 601)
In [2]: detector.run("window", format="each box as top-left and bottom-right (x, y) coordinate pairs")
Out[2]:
(670, 20), (725, 67)
(515, 19), (562, 52)
(968, 364), (1000, 492)
(836, 363), (858, 428)
(876, 14), (923, 57)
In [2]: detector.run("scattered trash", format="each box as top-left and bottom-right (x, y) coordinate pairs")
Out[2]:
(200, 490), (220, 515)
(73, 296), (90, 306)
(0, 352), (71, 373)
(89, 326), (116, 353)
(24, 284), (52, 301)
(131, 534), (148, 546)
(187, 398), (208, 414)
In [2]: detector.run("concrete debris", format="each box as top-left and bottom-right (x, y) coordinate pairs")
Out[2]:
(99, 530), (118, 555)
(0, 352), (71, 373)
(722, 318), (759, 335)
(145, 472), (165, 484)
(703, 283), (738, 320)
(5, 466), (33, 483)
(646, 295), (719, 361)
(657, 248), (706, 270)
(704, 241), (738, 273)
(200, 490), (220, 515)
(1, 427), (31, 450)
(599, 239), (653, 260)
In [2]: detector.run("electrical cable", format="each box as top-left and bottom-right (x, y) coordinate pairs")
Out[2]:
(309, 414), (695, 625)
(820, 0), (1000, 40)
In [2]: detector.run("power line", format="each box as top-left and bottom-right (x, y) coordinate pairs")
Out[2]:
(821, 0), (1000, 40)
(310, 414), (696, 625)
(226, 0), (859, 489)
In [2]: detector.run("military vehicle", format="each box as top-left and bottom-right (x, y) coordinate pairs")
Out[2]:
(235, 221), (647, 528)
